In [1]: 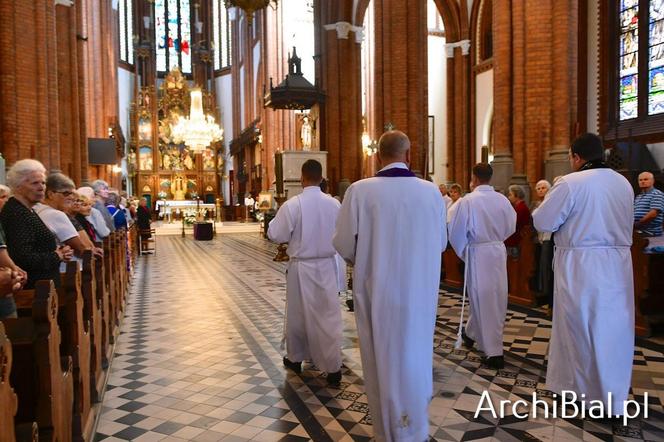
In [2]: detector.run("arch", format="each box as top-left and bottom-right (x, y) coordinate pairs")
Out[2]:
(470, 0), (493, 65)
(353, 0), (461, 42)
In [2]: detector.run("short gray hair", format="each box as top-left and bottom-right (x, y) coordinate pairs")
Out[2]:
(508, 185), (525, 200)
(106, 192), (119, 206)
(91, 179), (109, 194)
(536, 179), (551, 190)
(6, 159), (46, 190)
(0, 185), (10, 197)
(46, 173), (75, 193)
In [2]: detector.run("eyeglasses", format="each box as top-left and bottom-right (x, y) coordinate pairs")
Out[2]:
(54, 190), (75, 197)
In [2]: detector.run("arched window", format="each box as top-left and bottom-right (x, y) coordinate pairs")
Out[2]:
(155, 0), (192, 75)
(119, 0), (134, 65)
(608, 0), (664, 137)
(212, 0), (233, 70)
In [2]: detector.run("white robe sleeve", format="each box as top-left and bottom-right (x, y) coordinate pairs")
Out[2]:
(447, 198), (470, 261)
(333, 187), (358, 265)
(532, 180), (574, 233)
(267, 201), (295, 243)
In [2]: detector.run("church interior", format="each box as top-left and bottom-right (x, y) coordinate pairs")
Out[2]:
(1, 0), (664, 441)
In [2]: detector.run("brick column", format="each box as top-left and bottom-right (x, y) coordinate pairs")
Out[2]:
(319, 20), (363, 192)
(491, 0), (513, 192)
(372, 0), (428, 175)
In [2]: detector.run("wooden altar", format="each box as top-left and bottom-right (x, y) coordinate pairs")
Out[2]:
(128, 68), (225, 208)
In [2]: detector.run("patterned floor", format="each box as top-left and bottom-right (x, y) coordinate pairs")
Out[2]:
(94, 233), (664, 441)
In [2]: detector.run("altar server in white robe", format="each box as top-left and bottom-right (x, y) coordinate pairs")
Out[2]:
(532, 133), (634, 417)
(448, 163), (515, 369)
(334, 131), (446, 442)
(268, 159), (344, 385)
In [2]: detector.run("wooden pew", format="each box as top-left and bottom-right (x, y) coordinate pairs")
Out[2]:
(631, 233), (664, 337)
(93, 248), (111, 367)
(80, 251), (104, 402)
(507, 225), (537, 306)
(442, 247), (463, 288)
(102, 236), (117, 345)
(59, 263), (94, 442)
(4, 280), (74, 442)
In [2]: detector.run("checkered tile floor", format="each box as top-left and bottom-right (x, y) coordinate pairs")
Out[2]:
(95, 233), (664, 441)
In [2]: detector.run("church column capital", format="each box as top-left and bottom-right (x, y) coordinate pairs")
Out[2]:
(445, 39), (471, 58)
(324, 22), (365, 43)
(54, 0), (74, 6)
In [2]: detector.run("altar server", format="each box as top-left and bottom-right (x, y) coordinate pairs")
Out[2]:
(448, 163), (515, 369)
(333, 131), (446, 442)
(533, 133), (634, 417)
(268, 160), (343, 385)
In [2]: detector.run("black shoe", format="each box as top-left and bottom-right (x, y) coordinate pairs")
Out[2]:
(283, 357), (302, 374)
(461, 329), (475, 348)
(327, 370), (342, 386)
(482, 355), (504, 370)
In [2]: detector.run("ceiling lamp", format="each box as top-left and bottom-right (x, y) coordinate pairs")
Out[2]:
(224, 0), (277, 23)
(171, 88), (224, 153)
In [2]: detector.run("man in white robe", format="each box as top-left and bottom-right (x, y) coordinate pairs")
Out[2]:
(532, 133), (634, 417)
(333, 131), (446, 442)
(268, 160), (344, 384)
(448, 163), (515, 369)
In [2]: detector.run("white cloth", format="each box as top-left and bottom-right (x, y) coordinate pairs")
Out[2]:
(87, 207), (111, 240)
(267, 186), (343, 373)
(532, 168), (634, 415)
(34, 203), (81, 272)
(446, 199), (460, 223)
(443, 194), (452, 209)
(447, 185), (515, 357)
(333, 163), (446, 442)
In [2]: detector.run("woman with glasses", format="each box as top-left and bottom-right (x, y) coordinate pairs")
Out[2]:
(33, 173), (95, 267)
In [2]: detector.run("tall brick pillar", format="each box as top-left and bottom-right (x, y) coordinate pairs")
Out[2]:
(319, 19), (363, 192)
(491, 0), (513, 192)
(372, 0), (428, 176)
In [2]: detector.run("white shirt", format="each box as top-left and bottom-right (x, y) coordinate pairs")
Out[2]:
(34, 203), (78, 244)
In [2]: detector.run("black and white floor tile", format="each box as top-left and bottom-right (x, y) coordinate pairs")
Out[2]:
(95, 232), (664, 441)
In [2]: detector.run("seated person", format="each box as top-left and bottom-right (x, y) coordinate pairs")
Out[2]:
(634, 171), (663, 237)
(0, 160), (73, 290)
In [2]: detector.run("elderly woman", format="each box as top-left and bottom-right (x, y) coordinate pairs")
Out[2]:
(0, 160), (73, 292)
(505, 184), (532, 258)
(67, 192), (104, 258)
(77, 186), (110, 240)
(34, 173), (93, 262)
(532, 179), (554, 314)
(91, 179), (116, 233)
(106, 192), (127, 230)
(532, 179), (552, 210)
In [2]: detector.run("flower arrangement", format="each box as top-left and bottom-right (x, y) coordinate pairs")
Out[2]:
(157, 190), (168, 200)
(183, 208), (198, 225)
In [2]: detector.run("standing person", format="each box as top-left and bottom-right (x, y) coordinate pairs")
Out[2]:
(532, 180), (551, 210)
(446, 183), (463, 223)
(91, 180), (116, 233)
(448, 163), (516, 369)
(533, 133), (634, 418)
(633, 171), (663, 237)
(137, 197), (152, 231)
(333, 131), (446, 442)
(77, 186), (111, 240)
(0, 183), (27, 320)
(531, 180), (554, 313)
(0, 159), (73, 290)
(504, 185), (532, 259)
(439, 184), (453, 208)
(268, 160), (344, 385)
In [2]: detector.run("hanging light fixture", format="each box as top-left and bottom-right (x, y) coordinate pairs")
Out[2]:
(171, 88), (224, 153)
(224, 0), (278, 24)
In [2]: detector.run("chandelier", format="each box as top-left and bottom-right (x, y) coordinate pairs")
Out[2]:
(171, 88), (223, 153)
(225, 0), (278, 23)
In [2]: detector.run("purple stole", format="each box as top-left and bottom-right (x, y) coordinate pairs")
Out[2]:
(375, 167), (416, 178)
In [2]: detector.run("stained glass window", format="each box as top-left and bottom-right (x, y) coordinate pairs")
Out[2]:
(619, 1), (639, 120)
(212, 0), (232, 70)
(119, 0), (134, 65)
(649, 0), (664, 114)
(155, 0), (191, 74)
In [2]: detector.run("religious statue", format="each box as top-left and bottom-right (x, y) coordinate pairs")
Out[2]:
(301, 115), (312, 151)
(182, 150), (194, 170)
(171, 174), (186, 200)
(162, 151), (172, 170)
